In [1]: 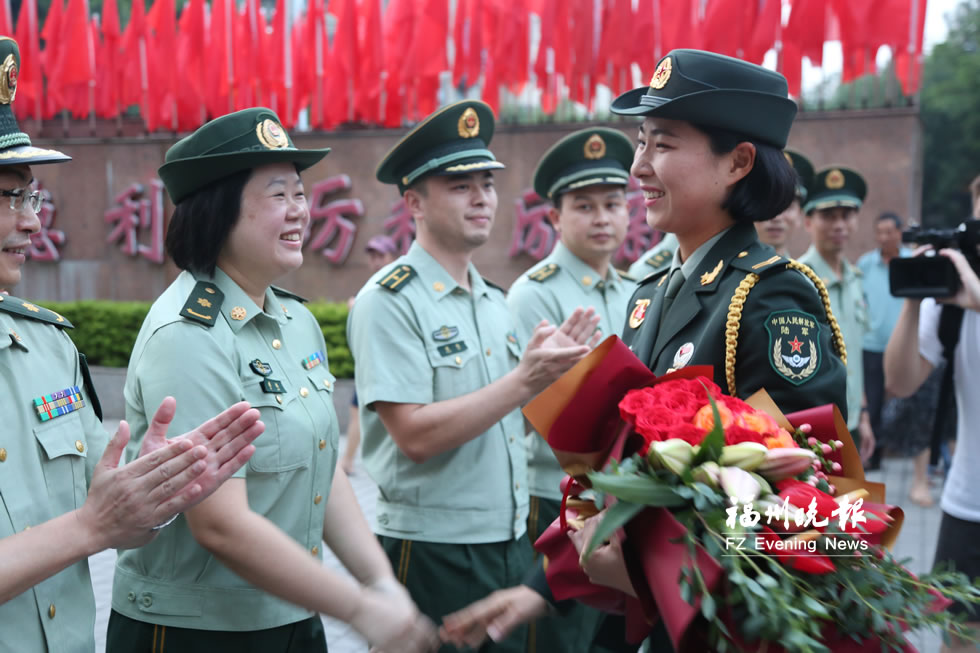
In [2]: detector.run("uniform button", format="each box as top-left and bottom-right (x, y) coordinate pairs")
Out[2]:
(127, 592), (136, 602)
(48, 604), (55, 619)
(378, 514), (390, 525)
(272, 338), (282, 350)
(0, 448), (6, 462)
(455, 356), (462, 365)
(300, 387), (310, 398)
(275, 395), (283, 405)
(314, 494), (323, 505)
(311, 546), (319, 556)
(323, 379), (332, 390)
(142, 595), (153, 607)
(509, 436), (515, 443)
(485, 348), (491, 356)
(319, 439), (326, 450)
(75, 440), (85, 453)
(582, 275), (592, 286)
(515, 483), (520, 490)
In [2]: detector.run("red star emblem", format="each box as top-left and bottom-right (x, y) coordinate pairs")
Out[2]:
(789, 336), (803, 353)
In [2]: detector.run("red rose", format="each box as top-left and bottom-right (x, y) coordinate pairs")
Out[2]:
(725, 425), (766, 446)
(663, 422), (708, 445)
(634, 411), (678, 445)
(619, 387), (656, 426)
(657, 387), (701, 420)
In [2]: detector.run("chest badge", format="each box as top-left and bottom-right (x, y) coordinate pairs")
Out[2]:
(34, 386), (86, 422)
(672, 342), (695, 369)
(700, 259), (724, 286)
(432, 325), (459, 342)
(302, 351), (325, 370)
(629, 299), (651, 329)
(249, 359), (273, 376)
(765, 310), (821, 386)
(261, 379), (286, 394)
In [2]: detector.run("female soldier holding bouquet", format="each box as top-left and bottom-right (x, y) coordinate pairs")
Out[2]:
(106, 108), (438, 653)
(442, 50), (848, 650)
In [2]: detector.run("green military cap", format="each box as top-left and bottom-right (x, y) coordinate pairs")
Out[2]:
(784, 149), (815, 202)
(533, 127), (633, 200)
(158, 107), (330, 204)
(376, 100), (505, 193)
(803, 166), (867, 214)
(0, 37), (70, 166)
(610, 49), (797, 149)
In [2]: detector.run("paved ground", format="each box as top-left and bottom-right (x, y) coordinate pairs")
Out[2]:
(88, 425), (947, 652)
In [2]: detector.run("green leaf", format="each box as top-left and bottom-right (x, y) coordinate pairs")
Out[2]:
(692, 385), (725, 465)
(583, 500), (644, 558)
(755, 574), (778, 590)
(587, 471), (689, 507)
(701, 593), (717, 621)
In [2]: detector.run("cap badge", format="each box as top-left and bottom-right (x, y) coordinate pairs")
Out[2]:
(584, 134), (606, 160)
(825, 168), (845, 190)
(0, 54), (17, 105)
(458, 107), (480, 138)
(649, 57), (672, 90)
(256, 119), (289, 150)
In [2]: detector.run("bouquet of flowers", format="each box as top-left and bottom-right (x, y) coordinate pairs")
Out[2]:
(524, 336), (980, 653)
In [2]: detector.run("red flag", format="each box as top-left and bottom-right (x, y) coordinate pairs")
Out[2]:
(96, 0), (122, 118)
(568, 0), (594, 105)
(12, 0), (41, 119)
(746, 0), (780, 64)
(40, 0), (64, 117)
(701, 0), (746, 57)
(0, 0), (13, 36)
(868, 0), (911, 51)
(355, 0), (384, 124)
(781, 39), (803, 97)
(205, 0), (235, 116)
(479, 0), (500, 110)
(266, 0), (288, 121)
(147, 0), (178, 129)
(784, 0), (827, 65)
(299, 0), (327, 127)
(408, 0), (448, 116)
(494, 0), (528, 94)
(176, 0), (206, 129)
(382, 0), (415, 126)
(894, 0), (927, 95)
(120, 0), (147, 115)
(597, 0), (632, 90)
(324, 0), (357, 127)
(53, 0), (94, 87)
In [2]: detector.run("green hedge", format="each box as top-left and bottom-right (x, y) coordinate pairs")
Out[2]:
(43, 300), (354, 378)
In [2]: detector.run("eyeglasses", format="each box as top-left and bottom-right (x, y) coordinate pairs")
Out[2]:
(0, 188), (43, 213)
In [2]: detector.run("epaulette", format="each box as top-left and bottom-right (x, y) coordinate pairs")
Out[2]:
(377, 264), (417, 292)
(483, 277), (507, 295)
(0, 294), (73, 328)
(527, 263), (559, 282)
(730, 251), (786, 275)
(644, 249), (672, 270)
(271, 285), (309, 303)
(179, 281), (224, 327)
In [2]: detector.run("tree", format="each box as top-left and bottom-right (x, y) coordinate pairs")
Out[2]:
(919, 0), (980, 225)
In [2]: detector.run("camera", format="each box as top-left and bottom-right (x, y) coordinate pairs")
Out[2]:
(889, 220), (980, 298)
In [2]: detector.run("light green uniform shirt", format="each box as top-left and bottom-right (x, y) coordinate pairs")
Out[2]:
(627, 233), (678, 279)
(798, 247), (869, 430)
(348, 242), (528, 544)
(0, 305), (107, 653)
(112, 268), (339, 631)
(508, 243), (631, 500)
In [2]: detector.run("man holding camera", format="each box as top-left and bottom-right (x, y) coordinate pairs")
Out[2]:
(884, 238), (980, 652)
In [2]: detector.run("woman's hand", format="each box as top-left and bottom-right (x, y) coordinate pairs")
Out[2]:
(937, 248), (980, 313)
(348, 580), (440, 653)
(440, 585), (550, 648)
(568, 512), (637, 597)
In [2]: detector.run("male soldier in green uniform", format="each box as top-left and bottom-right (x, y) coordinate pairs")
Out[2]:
(0, 37), (262, 653)
(508, 127), (635, 652)
(755, 149), (814, 257)
(347, 100), (601, 653)
(799, 167), (875, 460)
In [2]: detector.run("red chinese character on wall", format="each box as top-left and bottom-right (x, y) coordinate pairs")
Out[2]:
(27, 183), (65, 262)
(383, 199), (415, 255)
(509, 189), (556, 261)
(104, 180), (166, 264)
(615, 177), (654, 264)
(305, 174), (365, 265)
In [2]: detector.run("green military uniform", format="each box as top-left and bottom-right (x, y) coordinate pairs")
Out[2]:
(627, 233), (678, 279)
(0, 299), (108, 653)
(509, 127), (635, 653)
(799, 166), (870, 432)
(0, 36), (106, 653)
(107, 109), (335, 650)
(350, 101), (530, 653)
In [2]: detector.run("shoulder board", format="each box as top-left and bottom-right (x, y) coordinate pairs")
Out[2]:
(731, 250), (786, 275)
(271, 285), (309, 303)
(377, 264), (417, 292)
(527, 263), (559, 283)
(645, 250), (672, 269)
(0, 294), (73, 328)
(179, 281), (224, 327)
(637, 267), (670, 287)
(616, 269), (636, 282)
(483, 277), (507, 295)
